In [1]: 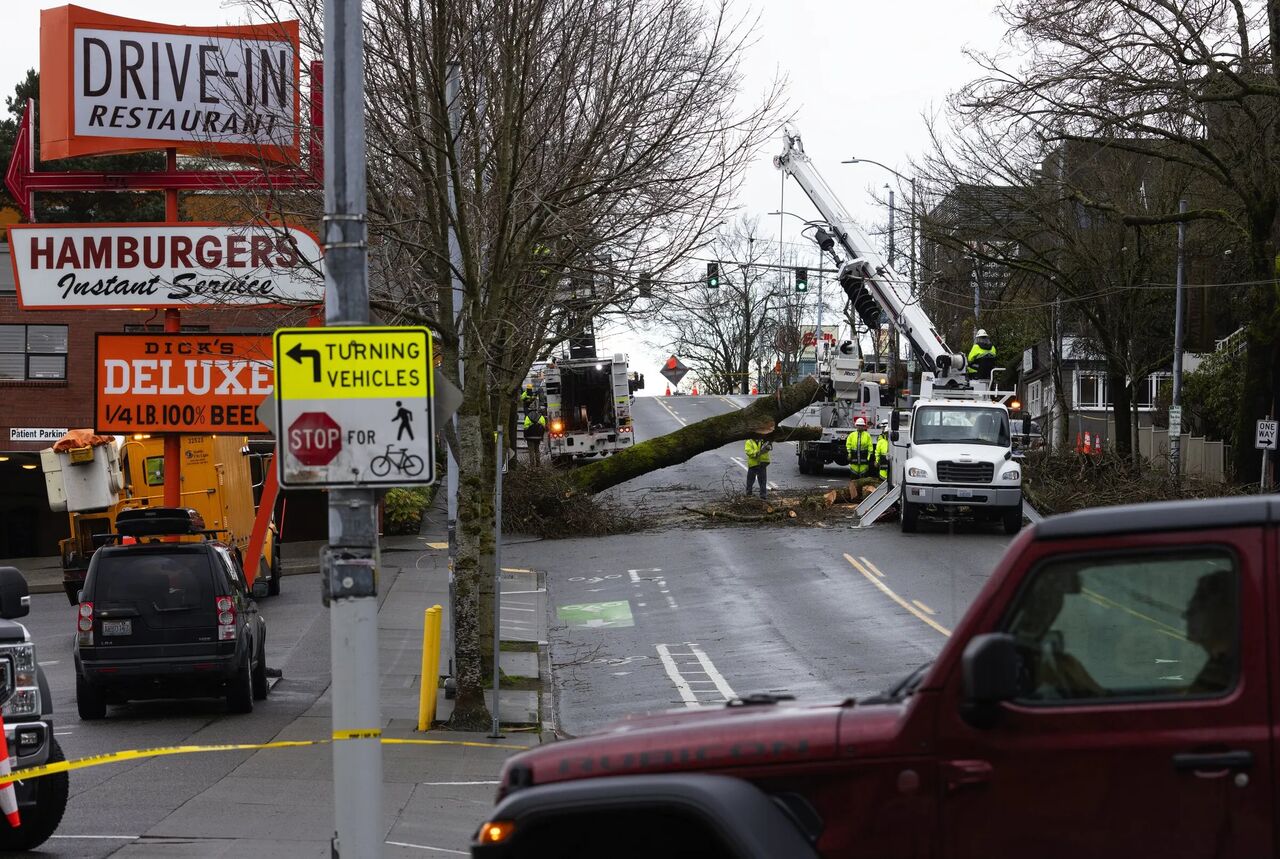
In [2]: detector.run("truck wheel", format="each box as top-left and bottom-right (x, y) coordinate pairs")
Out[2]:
(252, 635), (269, 701)
(0, 737), (68, 851)
(227, 652), (254, 714)
(797, 456), (810, 475)
(76, 674), (107, 721)
(1002, 505), (1024, 535)
(900, 497), (919, 533)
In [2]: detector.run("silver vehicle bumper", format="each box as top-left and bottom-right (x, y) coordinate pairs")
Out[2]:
(904, 484), (1022, 507)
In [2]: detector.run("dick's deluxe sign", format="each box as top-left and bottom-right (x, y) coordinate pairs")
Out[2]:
(6, 223), (323, 309)
(40, 6), (300, 162)
(96, 333), (273, 434)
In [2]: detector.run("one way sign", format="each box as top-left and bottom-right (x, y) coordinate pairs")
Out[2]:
(1257, 419), (1278, 451)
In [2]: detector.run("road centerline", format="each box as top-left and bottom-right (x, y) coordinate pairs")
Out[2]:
(844, 553), (951, 637)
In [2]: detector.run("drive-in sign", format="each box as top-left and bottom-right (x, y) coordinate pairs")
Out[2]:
(39, 6), (300, 163)
(96, 333), (274, 433)
(274, 326), (435, 488)
(7, 223), (323, 309)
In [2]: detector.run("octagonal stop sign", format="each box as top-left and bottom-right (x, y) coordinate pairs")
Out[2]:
(288, 411), (342, 466)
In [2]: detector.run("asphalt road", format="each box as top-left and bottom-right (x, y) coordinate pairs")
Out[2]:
(517, 394), (1014, 736)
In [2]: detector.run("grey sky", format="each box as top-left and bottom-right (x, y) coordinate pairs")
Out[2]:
(0, 1), (1009, 391)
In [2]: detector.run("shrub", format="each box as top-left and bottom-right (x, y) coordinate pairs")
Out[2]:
(384, 487), (431, 535)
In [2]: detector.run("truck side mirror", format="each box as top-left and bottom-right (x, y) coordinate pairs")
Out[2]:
(961, 633), (1019, 729)
(0, 567), (30, 620)
(1022, 416), (1031, 438)
(890, 410), (901, 431)
(890, 430), (899, 443)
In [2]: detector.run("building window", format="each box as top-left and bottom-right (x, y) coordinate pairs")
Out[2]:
(1135, 372), (1170, 410)
(1075, 371), (1108, 409)
(1027, 380), (1042, 416)
(0, 324), (68, 381)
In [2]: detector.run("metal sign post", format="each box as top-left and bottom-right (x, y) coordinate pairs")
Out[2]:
(321, 0), (378, 853)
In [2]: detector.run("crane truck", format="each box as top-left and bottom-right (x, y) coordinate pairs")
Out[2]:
(41, 433), (281, 604)
(775, 129), (1026, 533)
(793, 340), (894, 474)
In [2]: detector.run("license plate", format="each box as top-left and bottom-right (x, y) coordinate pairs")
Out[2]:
(102, 620), (132, 636)
(957, 489), (974, 499)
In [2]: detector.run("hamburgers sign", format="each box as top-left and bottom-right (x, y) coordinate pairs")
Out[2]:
(7, 224), (323, 309)
(40, 6), (300, 162)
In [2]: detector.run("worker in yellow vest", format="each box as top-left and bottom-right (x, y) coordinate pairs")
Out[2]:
(744, 438), (772, 500)
(967, 329), (998, 382)
(846, 417), (876, 494)
(875, 432), (890, 482)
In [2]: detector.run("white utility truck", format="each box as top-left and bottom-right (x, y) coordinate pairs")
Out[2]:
(775, 128), (1027, 532)
(794, 340), (893, 474)
(543, 353), (635, 461)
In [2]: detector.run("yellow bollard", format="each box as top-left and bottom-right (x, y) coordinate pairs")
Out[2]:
(418, 605), (443, 731)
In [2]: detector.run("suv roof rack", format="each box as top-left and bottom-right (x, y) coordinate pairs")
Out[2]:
(115, 507), (209, 538)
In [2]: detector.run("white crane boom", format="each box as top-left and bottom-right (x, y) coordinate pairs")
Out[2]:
(773, 128), (968, 380)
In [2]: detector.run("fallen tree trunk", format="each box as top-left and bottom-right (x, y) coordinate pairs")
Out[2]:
(567, 377), (822, 495)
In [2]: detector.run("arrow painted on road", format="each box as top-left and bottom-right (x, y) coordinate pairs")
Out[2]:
(286, 343), (322, 382)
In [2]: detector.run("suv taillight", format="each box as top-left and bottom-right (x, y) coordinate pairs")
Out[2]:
(216, 596), (236, 640)
(77, 602), (94, 645)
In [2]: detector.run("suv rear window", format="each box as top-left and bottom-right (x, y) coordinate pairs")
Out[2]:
(91, 551), (216, 628)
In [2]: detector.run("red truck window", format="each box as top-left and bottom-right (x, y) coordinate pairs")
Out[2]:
(1002, 548), (1237, 702)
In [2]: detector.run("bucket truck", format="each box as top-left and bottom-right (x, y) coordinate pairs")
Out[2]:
(774, 128), (1027, 533)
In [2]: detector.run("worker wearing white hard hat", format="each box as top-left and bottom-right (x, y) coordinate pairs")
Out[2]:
(845, 416), (874, 480)
(967, 328), (997, 381)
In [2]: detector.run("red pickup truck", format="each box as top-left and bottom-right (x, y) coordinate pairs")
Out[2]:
(473, 496), (1273, 858)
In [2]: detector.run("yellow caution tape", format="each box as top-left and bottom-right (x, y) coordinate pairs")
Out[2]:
(333, 728), (383, 740)
(8, 735), (527, 782)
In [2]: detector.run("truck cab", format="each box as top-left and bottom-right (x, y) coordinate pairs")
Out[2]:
(897, 390), (1023, 534)
(474, 496), (1274, 858)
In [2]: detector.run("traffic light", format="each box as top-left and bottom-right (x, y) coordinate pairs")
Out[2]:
(795, 267), (808, 292)
(707, 262), (720, 288)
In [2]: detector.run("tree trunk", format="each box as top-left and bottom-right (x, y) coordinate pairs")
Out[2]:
(1108, 366), (1133, 463)
(449, 398), (494, 730)
(568, 377), (822, 495)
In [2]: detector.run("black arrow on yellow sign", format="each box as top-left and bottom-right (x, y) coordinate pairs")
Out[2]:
(286, 343), (322, 382)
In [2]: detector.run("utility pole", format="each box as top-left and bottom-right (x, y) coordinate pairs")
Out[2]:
(1169, 198), (1186, 479)
(323, 0), (381, 854)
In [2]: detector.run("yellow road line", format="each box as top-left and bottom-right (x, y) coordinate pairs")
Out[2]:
(655, 397), (687, 426)
(424, 542), (449, 550)
(844, 553), (951, 637)
(912, 599), (937, 615)
(859, 557), (886, 578)
(1082, 587), (1186, 640)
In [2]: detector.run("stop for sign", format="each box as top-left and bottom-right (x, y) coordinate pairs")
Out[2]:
(289, 411), (342, 466)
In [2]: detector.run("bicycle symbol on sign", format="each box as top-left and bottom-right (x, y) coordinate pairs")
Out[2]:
(370, 444), (425, 477)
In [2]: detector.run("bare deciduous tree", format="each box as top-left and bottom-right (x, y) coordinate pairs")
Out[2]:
(246, 0), (784, 728)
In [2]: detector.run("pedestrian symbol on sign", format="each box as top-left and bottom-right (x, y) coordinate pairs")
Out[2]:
(393, 401), (414, 441)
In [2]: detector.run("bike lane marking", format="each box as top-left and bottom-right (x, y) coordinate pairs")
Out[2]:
(656, 642), (736, 707)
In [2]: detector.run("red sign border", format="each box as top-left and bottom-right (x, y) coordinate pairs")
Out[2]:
(6, 222), (323, 311)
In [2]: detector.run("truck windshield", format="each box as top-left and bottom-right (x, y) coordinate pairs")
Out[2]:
(912, 406), (1009, 446)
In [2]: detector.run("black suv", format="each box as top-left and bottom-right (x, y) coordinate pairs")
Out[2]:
(73, 508), (269, 719)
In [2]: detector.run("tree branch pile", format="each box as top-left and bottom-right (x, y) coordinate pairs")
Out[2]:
(502, 465), (645, 539)
(1022, 451), (1247, 517)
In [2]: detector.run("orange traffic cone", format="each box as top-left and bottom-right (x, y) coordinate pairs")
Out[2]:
(691, 385), (699, 396)
(751, 385), (758, 395)
(665, 385), (671, 396)
(1083, 431), (1092, 453)
(1075, 432), (1083, 453)
(0, 715), (20, 830)
(1094, 435), (1102, 456)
